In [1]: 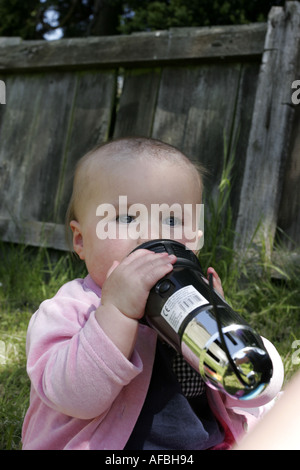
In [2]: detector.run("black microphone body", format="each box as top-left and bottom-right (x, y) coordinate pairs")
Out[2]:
(133, 239), (273, 401)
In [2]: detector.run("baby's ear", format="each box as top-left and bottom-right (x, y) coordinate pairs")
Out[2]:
(70, 220), (85, 260)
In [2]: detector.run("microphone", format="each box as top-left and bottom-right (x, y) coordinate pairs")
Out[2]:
(133, 239), (273, 400)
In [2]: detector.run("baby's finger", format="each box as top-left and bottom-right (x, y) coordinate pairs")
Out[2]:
(140, 253), (176, 288)
(122, 250), (176, 289)
(121, 248), (172, 273)
(207, 267), (224, 297)
(120, 248), (156, 266)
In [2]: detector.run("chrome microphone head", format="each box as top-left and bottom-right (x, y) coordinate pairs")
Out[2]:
(133, 239), (273, 400)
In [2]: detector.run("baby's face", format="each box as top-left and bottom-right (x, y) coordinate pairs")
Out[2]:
(70, 158), (202, 287)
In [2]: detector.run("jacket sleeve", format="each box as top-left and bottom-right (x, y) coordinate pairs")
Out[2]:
(26, 292), (143, 420)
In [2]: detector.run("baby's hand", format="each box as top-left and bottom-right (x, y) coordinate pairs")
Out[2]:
(101, 249), (177, 320)
(207, 267), (224, 298)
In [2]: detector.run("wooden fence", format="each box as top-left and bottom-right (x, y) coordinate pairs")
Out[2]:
(0, 2), (299, 257)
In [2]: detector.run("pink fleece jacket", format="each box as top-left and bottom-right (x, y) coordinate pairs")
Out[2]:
(22, 275), (284, 450)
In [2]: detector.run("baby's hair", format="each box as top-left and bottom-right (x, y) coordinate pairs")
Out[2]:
(65, 136), (205, 245)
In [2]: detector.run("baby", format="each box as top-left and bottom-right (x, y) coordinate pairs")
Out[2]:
(22, 137), (284, 450)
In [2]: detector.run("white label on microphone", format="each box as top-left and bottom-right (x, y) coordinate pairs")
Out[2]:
(160, 285), (208, 333)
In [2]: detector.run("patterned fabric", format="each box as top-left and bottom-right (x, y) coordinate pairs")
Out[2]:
(172, 352), (205, 398)
(124, 340), (224, 450)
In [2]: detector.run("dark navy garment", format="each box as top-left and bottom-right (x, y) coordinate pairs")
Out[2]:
(124, 341), (224, 450)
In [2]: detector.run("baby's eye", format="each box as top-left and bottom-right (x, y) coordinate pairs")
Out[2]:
(162, 216), (182, 227)
(116, 214), (136, 224)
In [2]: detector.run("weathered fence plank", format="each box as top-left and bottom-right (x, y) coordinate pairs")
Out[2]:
(227, 62), (260, 221)
(0, 217), (66, 251)
(113, 68), (161, 138)
(234, 2), (300, 253)
(277, 104), (300, 250)
(53, 70), (117, 223)
(0, 73), (74, 223)
(0, 24), (266, 72)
